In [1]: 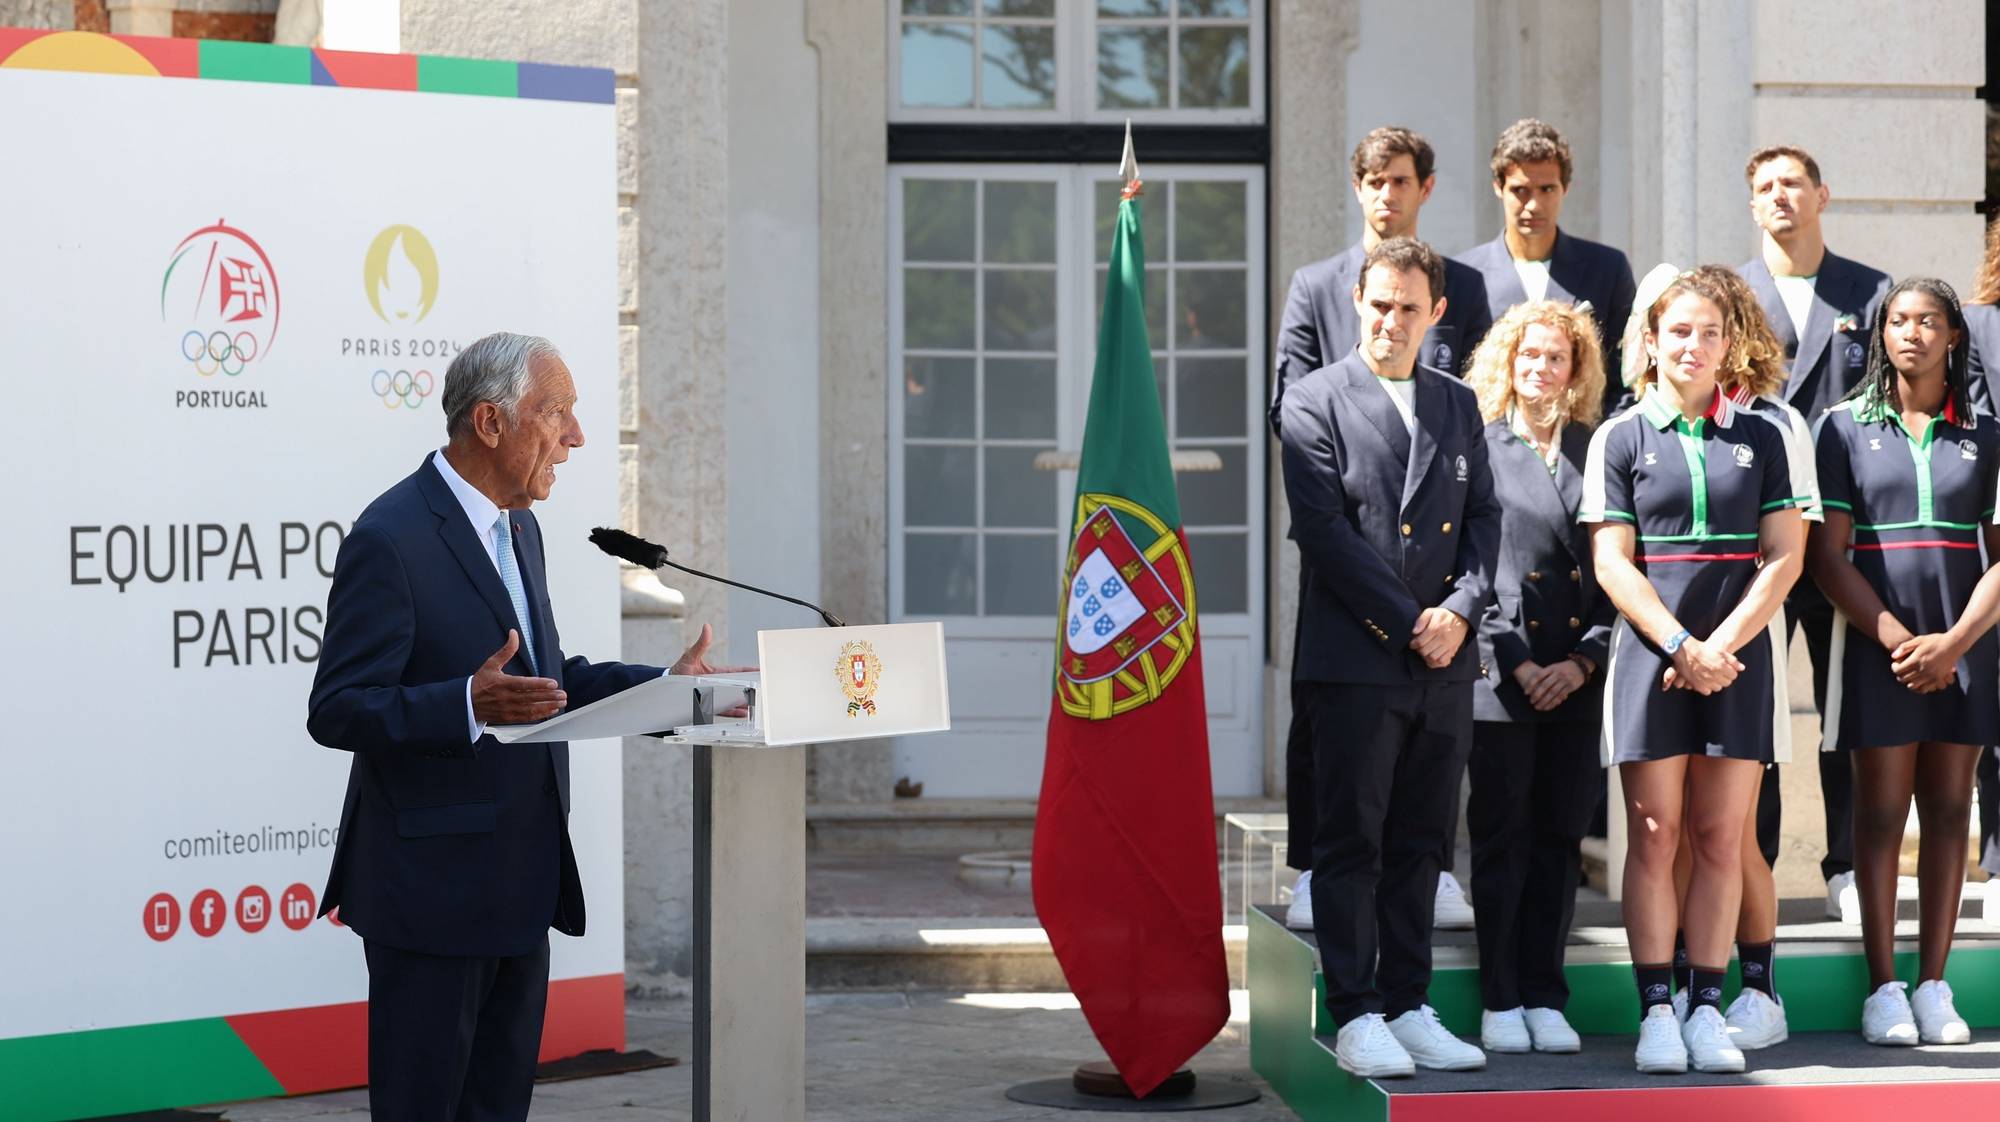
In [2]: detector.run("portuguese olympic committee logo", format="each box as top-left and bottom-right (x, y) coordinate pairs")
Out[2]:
(1056, 494), (1195, 720)
(161, 218), (280, 376)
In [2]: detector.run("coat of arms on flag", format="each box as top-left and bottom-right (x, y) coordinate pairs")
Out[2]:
(1055, 494), (1196, 721)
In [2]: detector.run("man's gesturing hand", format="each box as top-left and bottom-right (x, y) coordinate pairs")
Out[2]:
(472, 630), (567, 725)
(671, 622), (757, 677)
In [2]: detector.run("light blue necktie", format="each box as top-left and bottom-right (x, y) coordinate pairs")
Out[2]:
(492, 513), (539, 674)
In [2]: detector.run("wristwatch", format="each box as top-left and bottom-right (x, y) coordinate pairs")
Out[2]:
(1661, 628), (1692, 656)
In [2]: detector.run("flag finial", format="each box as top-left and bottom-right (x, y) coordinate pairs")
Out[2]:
(1119, 120), (1143, 199)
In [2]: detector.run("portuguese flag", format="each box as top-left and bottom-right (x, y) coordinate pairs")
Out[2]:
(1032, 132), (1227, 1097)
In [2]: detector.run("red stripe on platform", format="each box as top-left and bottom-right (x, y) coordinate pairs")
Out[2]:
(1387, 1079), (1999, 1121)
(1852, 540), (1980, 552)
(312, 48), (417, 90)
(1640, 551), (1761, 563)
(222, 973), (624, 1095)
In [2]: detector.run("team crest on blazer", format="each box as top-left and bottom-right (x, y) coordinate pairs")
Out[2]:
(837, 640), (883, 716)
(1846, 340), (1865, 366)
(1056, 495), (1196, 720)
(1455, 454), (1469, 482)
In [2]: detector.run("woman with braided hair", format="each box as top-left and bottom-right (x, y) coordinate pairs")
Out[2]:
(1808, 276), (2000, 1047)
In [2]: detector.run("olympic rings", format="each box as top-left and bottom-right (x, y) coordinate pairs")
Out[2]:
(373, 369), (436, 410)
(181, 330), (253, 376)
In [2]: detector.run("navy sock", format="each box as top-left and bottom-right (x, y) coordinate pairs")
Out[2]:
(1738, 941), (1775, 997)
(1634, 963), (1674, 1015)
(1689, 967), (1727, 1011)
(1672, 931), (1690, 994)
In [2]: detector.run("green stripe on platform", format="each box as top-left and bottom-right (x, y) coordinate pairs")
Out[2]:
(418, 54), (518, 97)
(0, 1016), (282, 1122)
(1250, 911), (1386, 1122)
(198, 40), (311, 84)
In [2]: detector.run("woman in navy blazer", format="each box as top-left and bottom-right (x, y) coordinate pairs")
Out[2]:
(1462, 300), (1612, 1056)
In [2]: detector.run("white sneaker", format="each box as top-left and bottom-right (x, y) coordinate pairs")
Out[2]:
(1634, 1005), (1688, 1074)
(1524, 1007), (1581, 1053)
(1681, 1005), (1745, 1073)
(1912, 979), (1971, 1045)
(1861, 981), (1920, 1046)
(1434, 872), (1475, 930)
(1388, 1005), (1486, 1071)
(1284, 870), (1314, 931)
(1480, 1007), (1531, 1054)
(1723, 989), (1788, 1049)
(1671, 987), (1688, 1024)
(1984, 879), (2000, 926)
(1334, 1012), (1415, 1078)
(1826, 871), (1859, 923)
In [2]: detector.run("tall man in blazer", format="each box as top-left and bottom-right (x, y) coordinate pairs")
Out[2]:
(1455, 119), (1636, 417)
(308, 332), (739, 1121)
(1734, 145), (1891, 921)
(1280, 237), (1502, 1077)
(1271, 127), (1492, 931)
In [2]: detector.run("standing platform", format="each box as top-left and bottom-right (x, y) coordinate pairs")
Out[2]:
(1248, 903), (2000, 1120)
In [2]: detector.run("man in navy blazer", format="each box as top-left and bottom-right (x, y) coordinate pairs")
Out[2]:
(1280, 238), (1501, 1076)
(1454, 119), (1635, 417)
(308, 332), (737, 1122)
(1734, 145), (1890, 919)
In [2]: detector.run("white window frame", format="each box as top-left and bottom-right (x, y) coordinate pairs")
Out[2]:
(887, 1), (1265, 126)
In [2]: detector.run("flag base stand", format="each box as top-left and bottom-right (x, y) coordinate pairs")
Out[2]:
(1003, 1062), (1261, 1112)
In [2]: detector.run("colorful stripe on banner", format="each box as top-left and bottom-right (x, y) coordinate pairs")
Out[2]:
(0, 28), (612, 105)
(0, 974), (623, 1122)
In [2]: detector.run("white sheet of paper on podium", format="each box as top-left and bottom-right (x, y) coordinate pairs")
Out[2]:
(488, 672), (759, 744)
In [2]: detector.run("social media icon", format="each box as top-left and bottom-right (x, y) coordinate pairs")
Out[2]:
(237, 885), (271, 933)
(144, 893), (181, 942)
(280, 883), (317, 931)
(190, 889), (226, 938)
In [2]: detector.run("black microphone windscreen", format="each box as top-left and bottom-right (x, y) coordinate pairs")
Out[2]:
(589, 526), (667, 569)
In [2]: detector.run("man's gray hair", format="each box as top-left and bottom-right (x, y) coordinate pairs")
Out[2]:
(442, 332), (563, 439)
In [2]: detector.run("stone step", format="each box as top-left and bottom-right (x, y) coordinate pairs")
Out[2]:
(805, 916), (1250, 991)
(807, 797), (1284, 854)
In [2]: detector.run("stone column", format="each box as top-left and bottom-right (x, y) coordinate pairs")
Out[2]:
(0, 0), (73, 28)
(1472, 0), (1605, 243)
(107, 0), (173, 35)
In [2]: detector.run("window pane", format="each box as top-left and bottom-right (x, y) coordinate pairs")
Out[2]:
(984, 181), (1057, 264)
(1178, 26), (1250, 108)
(985, 0), (1054, 13)
(901, 23), (975, 108)
(1174, 356), (1247, 438)
(1174, 181), (1245, 262)
(1178, 0), (1248, 15)
(1095, 265), (1168, 350)
(906, 0), (972, 12)
(984, 446), (1056, 528)
(906, 534), (978, 615)
(905, 180), (976, 262)
(1097, 25), (1168, 109)
(1186, 531), (1248, 614)
(905, 268), (976, 349)
(985, 358), (1056, 439)
(905, 356), (977, 438)
(1176, 444), (1246, 526)
(981, 24), (1056, 109)
(1175, 267), (1245, 349)
(1097, 0), (1166, 14)
(984, 268), (1057, 351)
(1095, 179), (1166, 264)
(985, 534), (1060, 616)
(905, 445), (976, 526)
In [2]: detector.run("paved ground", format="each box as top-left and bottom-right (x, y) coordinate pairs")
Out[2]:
(210, 990), (1293, 1121)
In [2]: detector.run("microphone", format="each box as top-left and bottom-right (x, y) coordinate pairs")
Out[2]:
(590, 527), (846, 628)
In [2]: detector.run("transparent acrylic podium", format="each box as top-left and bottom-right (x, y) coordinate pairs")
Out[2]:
(495, 621), (950, 1122)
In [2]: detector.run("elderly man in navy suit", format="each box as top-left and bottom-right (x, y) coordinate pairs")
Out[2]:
(308, 332), (737, 1122)
(1280, 237), (1502, 1078)
(1271, 126), (1492, 933)
(1733, 145), (1890, 925)
(1455, 118), (1635, 417)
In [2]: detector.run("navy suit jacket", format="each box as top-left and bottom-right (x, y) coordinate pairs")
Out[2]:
(1270, 241), (1492, 432)
(1455, 231), (1636, 416)
(1962, 302), (2000, 415)
(307, 454), (661, 958)
(1737, 250), (1891, 422)
(1471, 420), (1613, 724)
(1279, 352), (1501, 684)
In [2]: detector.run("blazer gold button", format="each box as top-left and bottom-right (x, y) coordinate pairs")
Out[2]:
(1528, 620), (1540, 630)
(1528, 570), (1542, 582)
(1441, 521), (1452, 533)
(1401, 522), (1413, 536)
(1569, 616), (1582, 628)
(1571, 569), (1582, 582)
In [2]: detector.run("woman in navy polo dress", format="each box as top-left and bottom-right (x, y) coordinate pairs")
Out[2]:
(1809, 277), (2000, 1048)
(1462, 300), (1612, 1057)
(1581, 267), (1807, 1075)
